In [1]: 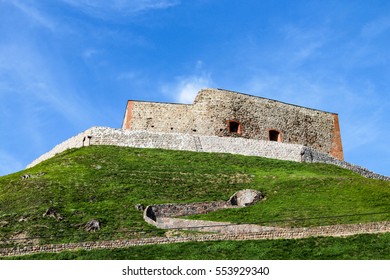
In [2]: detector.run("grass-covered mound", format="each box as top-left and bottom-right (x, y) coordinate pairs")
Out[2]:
(0, 146), (389, 248)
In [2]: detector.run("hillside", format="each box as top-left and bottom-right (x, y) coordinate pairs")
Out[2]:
(0, 146), (389, 252)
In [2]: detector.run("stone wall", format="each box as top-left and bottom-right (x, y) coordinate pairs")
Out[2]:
(144, 201), (232, 223)
(1, 221), (389, 257)
(123, 101), (194, 133)
(26, 127), (389, 181)
(26, 130), (90, 168)
(143, 189), (264, 229)
(300, 147), (390, 181)
(27, 126), (304, 168)
(123, 88), (344, 159)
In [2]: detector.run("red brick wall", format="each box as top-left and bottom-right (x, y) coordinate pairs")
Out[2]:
(331, 114), (344, 160)
(122, 101), (134, 129)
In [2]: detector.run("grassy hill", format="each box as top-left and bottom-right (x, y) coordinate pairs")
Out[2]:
(0, 146), (389, 258)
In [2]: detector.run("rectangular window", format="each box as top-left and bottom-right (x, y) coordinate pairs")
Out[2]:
(228, 121), (242, 134)
(269, 130), (282, 142)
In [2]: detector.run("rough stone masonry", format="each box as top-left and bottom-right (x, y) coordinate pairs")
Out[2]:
(26, 89), (389, 180)
(123, 88), (344, 160)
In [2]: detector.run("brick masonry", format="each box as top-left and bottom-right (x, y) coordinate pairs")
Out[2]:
(26, 126), (389, 181)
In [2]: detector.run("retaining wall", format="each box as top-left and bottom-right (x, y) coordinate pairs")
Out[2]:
(26, 127), (389, 181)
(300, 147), (390, 180)
(144, 201), (231, 220)
(1, 221), (389, 257)
(26, 127), (304, 168)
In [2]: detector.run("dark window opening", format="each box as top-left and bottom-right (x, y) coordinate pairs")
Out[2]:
(269, 130), (282, 142)
(227, 121), (242, 134)
(229, 121), (239, 133)
(228, 120), (242, 134)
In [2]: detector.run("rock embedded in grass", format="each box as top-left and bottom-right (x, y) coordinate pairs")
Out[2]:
(228, 189), (264, 207)
(85, 219), (100, 232)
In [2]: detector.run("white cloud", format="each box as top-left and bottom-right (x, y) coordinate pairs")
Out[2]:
(292, 41), (323, 63)
(116, 71), (138, 81)
(0, 43), (95, 137)
(176, 78), (209, 104)
(162, 74), (213, 104)
(82, 48), (101, 59)
(7, 0), (56, 31)
(195, 60), (204, 70)
(61, 0), (180, 18)
(278, 24), (329, 67)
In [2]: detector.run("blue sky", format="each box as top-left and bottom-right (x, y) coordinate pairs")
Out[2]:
(0, 0), (389, 176)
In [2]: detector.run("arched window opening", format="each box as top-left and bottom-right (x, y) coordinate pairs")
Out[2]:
(269, 130), (282, 142)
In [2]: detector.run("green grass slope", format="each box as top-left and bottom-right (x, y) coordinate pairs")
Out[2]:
(0, 146), (389, 249)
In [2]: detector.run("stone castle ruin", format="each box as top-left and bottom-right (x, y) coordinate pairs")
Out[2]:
(123, 88), (343, 160)
(27, 88), (388, 180)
